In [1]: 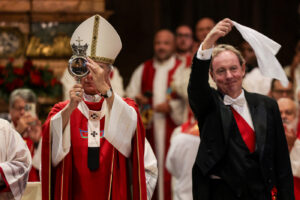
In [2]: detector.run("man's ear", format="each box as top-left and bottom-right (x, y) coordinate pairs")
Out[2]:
(242, 63), (246, 77)
(209, 69), (215, 82)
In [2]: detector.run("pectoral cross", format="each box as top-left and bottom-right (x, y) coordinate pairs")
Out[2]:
(91, 131), (98, 137)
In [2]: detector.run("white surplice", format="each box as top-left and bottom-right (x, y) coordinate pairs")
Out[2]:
(243, 67), (272, 96)
(0, 119), (32, 200)
(166, 126), (200, 200)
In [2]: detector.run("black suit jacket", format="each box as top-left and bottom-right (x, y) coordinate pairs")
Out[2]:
(188, 56), (294, 200)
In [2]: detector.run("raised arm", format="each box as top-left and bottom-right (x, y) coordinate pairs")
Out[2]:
(188, 18), (233, 126)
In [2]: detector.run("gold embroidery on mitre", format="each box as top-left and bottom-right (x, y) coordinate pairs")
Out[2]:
(91, 15), (100, 57)
(89, 56), (115, 64)
(90, 15), (115, 65)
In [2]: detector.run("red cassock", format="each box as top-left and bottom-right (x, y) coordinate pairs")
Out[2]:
(41, 98), (147, 200)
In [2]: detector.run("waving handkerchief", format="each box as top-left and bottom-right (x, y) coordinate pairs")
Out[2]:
(233, 21), (288, 86)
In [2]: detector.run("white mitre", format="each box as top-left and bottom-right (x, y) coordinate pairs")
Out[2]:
(70, 15), (122, 64)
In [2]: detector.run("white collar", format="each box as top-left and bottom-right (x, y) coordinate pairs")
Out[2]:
(223, 90), (246, 107)
(153, 55), (176, 70)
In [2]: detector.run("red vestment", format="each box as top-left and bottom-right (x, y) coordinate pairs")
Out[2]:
(141, 58), (181, 200)
(41, 98), (147, 200)
(24, 137), (40, 182)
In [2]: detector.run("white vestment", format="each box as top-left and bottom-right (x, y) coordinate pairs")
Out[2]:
(243, 67), (272, 95)
(166, 126), (200, 200)
(290, 139), (300, 177)
(126, 56), (185, 200)
(0, 119), (32, 200)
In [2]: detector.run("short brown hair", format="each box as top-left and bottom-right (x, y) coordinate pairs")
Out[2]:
(210, 44), (245, 71)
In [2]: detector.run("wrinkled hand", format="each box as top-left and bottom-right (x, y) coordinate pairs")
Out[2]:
(68, 84), (83, 112)
(284, 124), (297, 152)
(28, 119), (42, 143)
(202, 18), (233, 50)
(15, 113), (36, 135)
(86, 57), (110, 94)
(135, 94), (149, 105)
(154, 102), (171, 114)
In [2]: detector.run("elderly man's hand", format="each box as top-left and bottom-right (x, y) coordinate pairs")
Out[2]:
(28, 119), (42, 143)
(68, 84), (83, 111)
(202, 18), (233, 50)
(86, 57), (111, 95)
(15, 113), (35, 135)
(154, 102), (171, 114)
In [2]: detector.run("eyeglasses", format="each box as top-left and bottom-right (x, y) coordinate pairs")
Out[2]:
(176, 33), (192, 39)
(273, 89), (294, 95)
(12, 106), (25, 112)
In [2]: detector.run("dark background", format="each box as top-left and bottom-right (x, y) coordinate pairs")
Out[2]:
(106, 0), (300, 87)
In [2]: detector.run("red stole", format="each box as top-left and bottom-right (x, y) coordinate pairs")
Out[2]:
(41, 98), (147, 200)
(23, 137), (40, 182)
(185, 54), (192, 68)
(230, 107), (256, 153)
(141, 58), (181, 200)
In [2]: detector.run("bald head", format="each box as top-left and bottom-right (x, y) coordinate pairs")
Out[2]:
(278, 97), (297, 124)
(154, 29), (175, 62)
(195, 17), (215, 43)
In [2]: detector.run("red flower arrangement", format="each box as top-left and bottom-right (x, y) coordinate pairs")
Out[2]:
(0, 59), (62, 102)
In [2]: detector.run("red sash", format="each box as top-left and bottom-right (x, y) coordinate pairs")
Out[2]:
(141, 58), (181, 200)
(230, 107), (256, 153)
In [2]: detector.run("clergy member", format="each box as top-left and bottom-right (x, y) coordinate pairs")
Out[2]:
(126, 29), (185, 200)
(166, 108), (200, 200)
(41, 15), (157, 200)
(0, 119), (32, 200)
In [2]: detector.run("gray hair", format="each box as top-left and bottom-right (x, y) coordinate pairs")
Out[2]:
(9, 88), (36, 109)
(210, 44), (245, 71)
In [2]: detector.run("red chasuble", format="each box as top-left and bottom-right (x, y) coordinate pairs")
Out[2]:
(41, 98), (147, 200)
(141, 58), (181, 200)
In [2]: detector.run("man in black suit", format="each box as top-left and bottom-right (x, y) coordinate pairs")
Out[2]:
(188, 18), (294, 200)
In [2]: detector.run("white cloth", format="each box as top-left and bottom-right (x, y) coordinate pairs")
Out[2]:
(233, 21), (288, 87)
(126, 55), (185, 200)
(0, 119), (32, 200)
(166, 126), (200, 200)
(243, 68), (272, 95)
(60, 67), (125, 100)
(290, 139), (300, 177)
(51, 93), (137, 166)
(144, 138), (158, 200)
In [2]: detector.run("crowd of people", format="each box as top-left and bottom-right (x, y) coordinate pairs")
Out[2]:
(0, 14), (299, 200)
